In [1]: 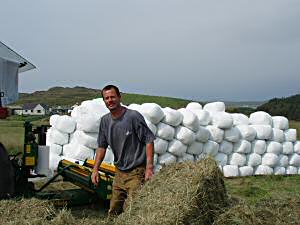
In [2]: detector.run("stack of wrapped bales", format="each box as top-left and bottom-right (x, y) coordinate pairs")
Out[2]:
(46, 99), (300, 177)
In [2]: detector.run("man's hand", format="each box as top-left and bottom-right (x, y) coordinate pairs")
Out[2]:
(145, 165), (154, 181)
(91, 169), (100, 186)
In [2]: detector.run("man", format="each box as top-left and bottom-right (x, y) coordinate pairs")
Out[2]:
(91, 84), (155, 215)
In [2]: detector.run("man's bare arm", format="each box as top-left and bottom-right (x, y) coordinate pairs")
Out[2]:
(91, 147), (106, 185)
(145, 142), (154, 181)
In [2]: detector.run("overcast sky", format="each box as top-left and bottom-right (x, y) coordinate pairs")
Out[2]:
(1, 0), (299, 101)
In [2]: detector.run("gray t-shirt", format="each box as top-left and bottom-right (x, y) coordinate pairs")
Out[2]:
(97, 108), (155, 171)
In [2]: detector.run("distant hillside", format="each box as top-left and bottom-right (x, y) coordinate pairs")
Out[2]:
(257, 94), (300, 121)
(17, 86), (192, 109)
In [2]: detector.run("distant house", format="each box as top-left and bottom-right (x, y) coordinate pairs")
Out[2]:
(22, 103), (49, 116)
(6, 105), (23, 115)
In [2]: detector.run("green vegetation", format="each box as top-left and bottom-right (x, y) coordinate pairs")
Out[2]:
(15, 87), (300, 122)
(226, 107), (256, 116)
(218, 175), (300, 224)
(0, 116), (49, 154)
(16, 86), (192, 108)
(257, 94), (300, 121)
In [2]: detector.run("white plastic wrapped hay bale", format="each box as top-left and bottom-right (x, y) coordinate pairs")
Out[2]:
(203, 101), (225, 112)
(186, 102), (202, 111)
(175, 126), (196, 145)
(249, 111), (273, 126)
(286, 166), (298, 175)
(233, 140), (251, 154)
(229, 153), (247, 166)
(247, 153), (262, 167)
(49, 152), (62, 172)
(177, 108), (199, 132)
(255, 165), (273, 175)
(74, 105), (102, 133)
(186, 141), (203, 155)
(218, 165), (223, 172)
(211, 112), (233, 129)
(250, 125), (273, 140)
(219, 141), (233, 155)
(235, 125), (256, 141)
(272, 116), (289, 130)
(251, 140), (267, 155)
(127, 103), (142, 113)
(195, 126), (210, 143)
(158, 152), (177, 165)
(271, 128), (285, 143)
(63, 141), (95, 161)
(223, 165), (239, 177)
(203, 140), (219, 157)
(145, 119), (157, 135)
(224, 127), (240, 143)
(206, 125), (224, 143)
(239, 166), (254, 176)
(231, 113), (249, 126)
(73, 130), (98, 149)
(284, 129), (297, 142)
(194, 110), (211, 126)
(261, 153), (279, 167)
(294, 141), (300, 154)
(156, 122), (175, 141)
(274, 167), (286, 175)
(81, 99), (109, 116)
(177, 153), (195, 163)
(282, 142), (294, 155)
(154, 164), (162, 174)
(266, 141), (282, 155)
(54, 115), (76, 134)
(140, 103), (164, 125)
(103, 147), (115, 164)
(162, 107), (183, 127)
(153, 154), (158, 165)
(167, 139), (187, 157)
(154, 138), (169, 154)
(47, 128), (69, 145)
(49, 143), (63, 155)
(278, 154), (289, 167)
(289, 153), (300, 167)
(49, 114), (60, 127)
(214, 153), (228, 166)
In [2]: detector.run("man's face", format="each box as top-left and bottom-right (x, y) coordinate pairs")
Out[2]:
(102, 88), (121, 111)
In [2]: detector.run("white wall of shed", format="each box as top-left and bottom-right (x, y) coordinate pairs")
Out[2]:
(0, 57), (19, 105)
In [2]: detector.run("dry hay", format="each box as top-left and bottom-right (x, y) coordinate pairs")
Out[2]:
(114, 157), (229, 225)
(0, 198), (108, 225)
(214, 193), (300, 225)
(0, 198), (56, 225)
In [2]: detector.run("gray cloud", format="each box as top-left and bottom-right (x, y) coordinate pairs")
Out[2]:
(1, 0), (299, 101)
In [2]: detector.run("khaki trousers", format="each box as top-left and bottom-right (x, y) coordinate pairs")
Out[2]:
(108, 165), (145, 215)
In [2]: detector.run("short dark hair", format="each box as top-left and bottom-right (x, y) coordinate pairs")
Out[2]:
(101, 85), (121, 97)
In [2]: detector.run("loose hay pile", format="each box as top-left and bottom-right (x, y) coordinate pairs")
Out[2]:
(0, 198), (56, 225)
(0, 198), (107, 225)
(114, 157), (229, 225)
(214, 194), (300, 225)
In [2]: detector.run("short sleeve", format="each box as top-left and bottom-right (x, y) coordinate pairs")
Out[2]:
(97, 117), (108, 149)
(133, 111), (156, 144)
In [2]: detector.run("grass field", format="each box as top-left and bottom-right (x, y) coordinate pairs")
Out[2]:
(0, 116), (50, 154)
(1, 117), (299, 154)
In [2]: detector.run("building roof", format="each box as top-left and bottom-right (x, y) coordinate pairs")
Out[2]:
(23, 103), (49, 110)
(0, 41), (36, 73)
